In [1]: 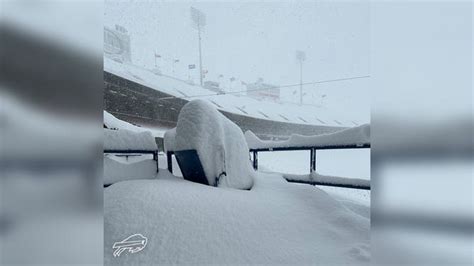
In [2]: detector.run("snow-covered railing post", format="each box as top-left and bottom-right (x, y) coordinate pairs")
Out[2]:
(167, 151), (174, 173)
(310, 148), (316, 173)
(153, 151), (159, 171)
(164, 128), (177, 174)
(252, 151), (258, 170)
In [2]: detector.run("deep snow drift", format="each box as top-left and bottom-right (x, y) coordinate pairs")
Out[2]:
(104, 171), (369, 265)
(174, 100), (255, 190)
(245, 123), (370, 149)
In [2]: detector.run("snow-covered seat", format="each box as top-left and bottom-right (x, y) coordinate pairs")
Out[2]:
(172, 100), (255, 190)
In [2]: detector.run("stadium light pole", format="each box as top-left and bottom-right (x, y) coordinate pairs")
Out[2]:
(191, 7), (206, 86)
(296, 50), (306, 105)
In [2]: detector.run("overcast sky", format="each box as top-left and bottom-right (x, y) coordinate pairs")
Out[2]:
(105, 1), (370, 115)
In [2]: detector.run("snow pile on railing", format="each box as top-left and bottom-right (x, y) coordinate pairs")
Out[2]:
(245, 124), (370, 150)
(104, 128), (157, 152)
(174, 100), (255, 190)
(284, 172), (370, 189)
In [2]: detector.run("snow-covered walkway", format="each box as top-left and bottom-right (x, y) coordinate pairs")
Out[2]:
(105, 171), (369, 265)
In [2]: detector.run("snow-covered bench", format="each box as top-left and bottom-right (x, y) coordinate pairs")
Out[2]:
(103, 129), (159, 186)
(165, 100), (254, 190)
(245, 125), (371, 190)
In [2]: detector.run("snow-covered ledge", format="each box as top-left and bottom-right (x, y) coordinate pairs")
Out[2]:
(245, 124), (370, 150)
(284, 172), (370, 190)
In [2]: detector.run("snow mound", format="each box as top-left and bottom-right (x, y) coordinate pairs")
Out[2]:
(104, 156), (157, 185)
(104, 172), (369, 265)
(104, 128), (157, 152)
(174, 100), (255, 189)
(245, 124), (370, 149)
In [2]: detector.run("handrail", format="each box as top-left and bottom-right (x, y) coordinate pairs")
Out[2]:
(286, 178), (370, 190)
(250, 144), (371, 190)
(249, 143), (370, 152)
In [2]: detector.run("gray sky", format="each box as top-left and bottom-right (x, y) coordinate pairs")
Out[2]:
(105, 1), (370, 112)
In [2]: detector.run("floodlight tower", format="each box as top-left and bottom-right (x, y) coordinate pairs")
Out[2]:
(296, 50), (306, 105)
(191, 7), (206, 86)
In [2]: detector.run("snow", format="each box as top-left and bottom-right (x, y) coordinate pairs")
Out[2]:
(104, 128), (157, 152)
(104, 111), (143, 132)
(283, 172), (370, 189)
(104, 155), (158, 185)
(104, 171), (369, 265)
(174, 100), (255, 190)
(104, 111), (167, 138)
(245, 124), (370, 149)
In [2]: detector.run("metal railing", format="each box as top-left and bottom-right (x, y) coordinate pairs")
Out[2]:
(250, 143), (371, 190)
(166, 143), (370, 190)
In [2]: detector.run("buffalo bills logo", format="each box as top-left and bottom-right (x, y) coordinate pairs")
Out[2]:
(112, 234), (148, 257)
